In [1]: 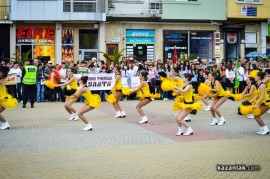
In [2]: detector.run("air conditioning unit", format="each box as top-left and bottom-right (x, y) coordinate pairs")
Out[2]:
(149, 9), (160, 15)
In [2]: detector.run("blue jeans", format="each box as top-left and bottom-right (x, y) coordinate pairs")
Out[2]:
(36, 81), (45, 101)
(16, 82), (22, 101)
(162, 91), (168, 99)
(127, 76), (131, 87)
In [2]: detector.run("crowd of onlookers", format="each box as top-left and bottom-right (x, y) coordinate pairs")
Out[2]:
(2, 56), (269, 103)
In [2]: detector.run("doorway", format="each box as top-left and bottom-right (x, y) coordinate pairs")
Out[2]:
(79, 49), (98, 62)
(106, 44), (118, 64)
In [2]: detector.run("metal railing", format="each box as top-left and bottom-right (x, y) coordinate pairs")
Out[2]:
(0, 6), (10, 20)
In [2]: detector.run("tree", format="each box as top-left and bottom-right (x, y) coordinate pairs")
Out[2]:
(4, 49), (31, 66)
(99, 48), (125, 63)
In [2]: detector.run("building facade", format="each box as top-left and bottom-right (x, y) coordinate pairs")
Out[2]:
(226, 0), (270, 59)
(9, 0), (107, 64)
(0, 0), (11, 61)
(106, 0), (226, 63)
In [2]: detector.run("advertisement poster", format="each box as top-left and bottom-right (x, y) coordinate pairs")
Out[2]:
(62, 29), (74, 44)
(62, 45), (74, 62)
(34, 46), (55, 61)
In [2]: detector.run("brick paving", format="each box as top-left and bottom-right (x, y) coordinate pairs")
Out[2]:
(0, 100), (270, 178)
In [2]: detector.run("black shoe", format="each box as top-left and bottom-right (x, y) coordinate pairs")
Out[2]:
(22, 105), (26, 108)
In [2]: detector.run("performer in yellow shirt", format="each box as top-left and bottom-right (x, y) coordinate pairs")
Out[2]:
(130, 71), (153, 124)
(106, 67), (126, 118)
(208, 72), (230, 126)
(56, 68), (79, 121)
(0, 66), (18, 130)
(253, 72), (270, 135)
(71, 76), (101, 131)
(173, 73), (202, 136)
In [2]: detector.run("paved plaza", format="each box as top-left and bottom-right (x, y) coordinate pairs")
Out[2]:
(0, 99), (270, 178)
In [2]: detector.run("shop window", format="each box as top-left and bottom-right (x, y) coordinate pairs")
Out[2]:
(79, 29), (98, 49)
(163, 30), (188, 61)
(190, 31), (213, 60)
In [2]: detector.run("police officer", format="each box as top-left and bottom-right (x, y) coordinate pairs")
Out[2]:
(22, 59), (37, 108)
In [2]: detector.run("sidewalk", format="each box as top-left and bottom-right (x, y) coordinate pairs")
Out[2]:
(0, 100), (269, 178)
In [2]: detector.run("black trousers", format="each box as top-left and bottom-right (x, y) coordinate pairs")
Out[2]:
(22, 84), (36, 105)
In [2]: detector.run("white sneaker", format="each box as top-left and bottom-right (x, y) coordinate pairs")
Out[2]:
(267, 109), (270, 114)
(256, 127), (263, 134)
(73, 113), (79, 121)
(176, 127), (183, 136)
(210, 118), (218, 126)
(68, 113), (74, 121)
(139, 116), (148, 124)
(184, 127), (193, 136)
(217, 117), (226, 126)
(246, 114), (254, 119)
(81, 124), (93, 131)
(204, 105), (211, 111)
(120, 111), (126, 118)
(259, 125), (270, 135)
(0, 122), (10, 130)
(113, 111), (121, 118)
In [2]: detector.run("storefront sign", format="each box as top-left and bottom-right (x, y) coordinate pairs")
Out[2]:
(245, 43), (258, 48)
(126, 29), (155, 38)
(245, 32), (256, 44)
(73, 73), (140, 90)
(17, 27), (55, 44)
(241, 6), (257, 16)
(227, 32), (238, 44)
(111, 38), (120, 43)
(126, 38), (154, 44)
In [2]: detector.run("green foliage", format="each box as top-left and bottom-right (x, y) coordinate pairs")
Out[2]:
(99, 49), (125, 63)
(180, 52), (198, 62)
(266, 54), (270, 62)
(4, 50), (31, 66)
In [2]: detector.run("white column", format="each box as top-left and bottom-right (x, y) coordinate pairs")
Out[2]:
(10, 23), (16, 58)
(99, 22), (106, 61)
(54, 23), (62, 65)
(261, 22), (267, 54)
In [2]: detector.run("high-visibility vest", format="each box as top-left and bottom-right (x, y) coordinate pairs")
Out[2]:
(22, 65), (37, 85)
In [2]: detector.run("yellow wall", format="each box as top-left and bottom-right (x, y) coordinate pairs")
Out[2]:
(227, 0), (270, 19)
(0, 0), (8, 19)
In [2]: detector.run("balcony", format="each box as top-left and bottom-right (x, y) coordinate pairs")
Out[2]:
(0, 6), (10, 20)
(107, 0), (162, 18)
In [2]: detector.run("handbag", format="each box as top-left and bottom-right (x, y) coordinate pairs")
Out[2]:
(5, 73), (18, 85)
(40, 70), (46, 85)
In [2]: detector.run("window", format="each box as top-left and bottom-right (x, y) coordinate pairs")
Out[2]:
(74, 0), (97, 12)
(63, 0), (97, 13)
(63, 0), (71, 12)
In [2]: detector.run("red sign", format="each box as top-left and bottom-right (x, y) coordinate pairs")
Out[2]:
(17, 27), (55, 44)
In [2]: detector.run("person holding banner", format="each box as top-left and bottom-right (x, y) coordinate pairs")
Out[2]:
(107, 67), (126, 118)
(130, 71), (152, 124)
(70, 76), (101, 131)
(55, 68), (79, 121)
(0, 65), (18, 130)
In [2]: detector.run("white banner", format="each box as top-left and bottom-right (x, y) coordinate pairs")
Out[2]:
(74, 74), (140, 90)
